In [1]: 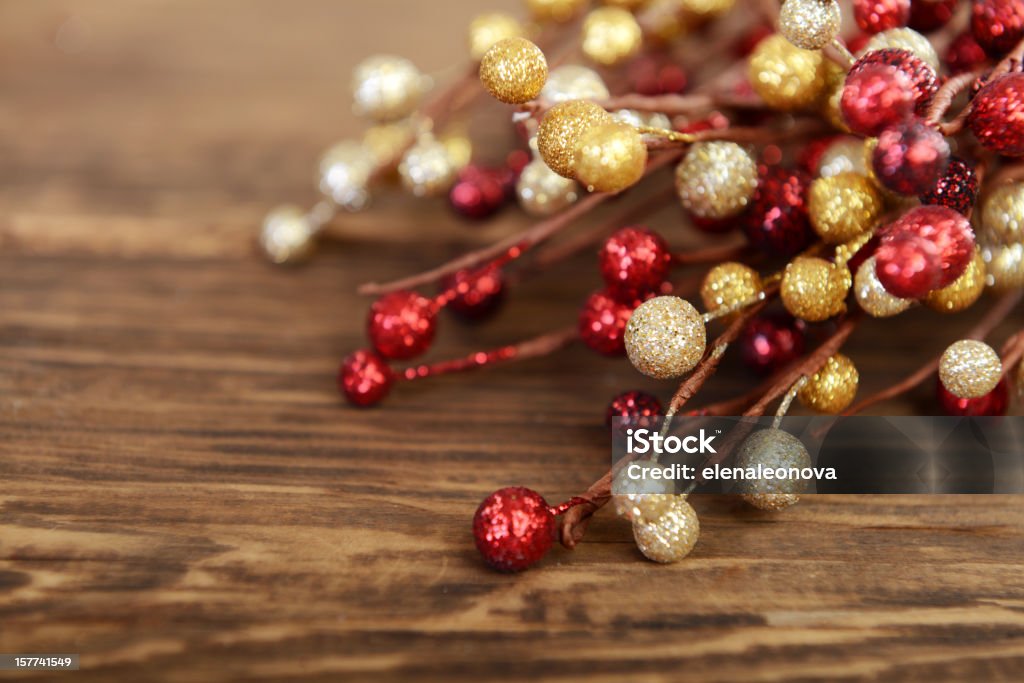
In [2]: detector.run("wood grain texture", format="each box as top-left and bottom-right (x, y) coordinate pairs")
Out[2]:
(2, 2), (1024, 681)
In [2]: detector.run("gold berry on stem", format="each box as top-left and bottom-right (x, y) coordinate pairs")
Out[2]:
(542, 65), (611, 103)
(631, 496), (700, 563)
(700, 263), (763, 320)
(479, 37), (548, 104)
(259, 205), (316, 266)
(925, 248), (986, 313)
(939, 340), (1002, 399)
(625, 296), (707, 379)
(352, 55), (430, 122)
(778, 0), (842, 51)
(855, 256), (912, 317)
(799, 353), (859, 413)
(612, 461), (676, 523)
(516, 158), (580, 216)
(537, 99), (612, 178)
(781, 256), (851, 322)
(581, 7), (643, 66)
(980, 182), (1024, 246)
(675, 142), (758, 220)
(808, 172), (884, 245)
(736, 429), (812, 500)
(399, 135), (460, 197)
(468, 13), (525, 61)
(749, 34), (826, 111)
(573, 120), (648, 193)
(526, 0), (587, 22)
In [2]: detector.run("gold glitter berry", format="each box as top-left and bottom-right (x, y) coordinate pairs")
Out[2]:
(925, 248), (986, 313)
(537, 99), (612, 178)
(675, 142), (758, 219)
(781, 256), (851, 322)
(735, 429), (812, 495)
(799, 353), (859, 413)
(778, 0), (841, 51)
(632, 496), (700, 563)
(939, 340), (1002, 399)
(700, 262), (763, 320)
(855, 256), (913, 317)
(625, 296), (707, 379)
(808, 172), (884, 245)
(479, 37), (548, 105)
(980, 182), (1024, 247)
(749, 34), (826, 111)
(573, 120), (648, 193)
(581, 7), (643, 67)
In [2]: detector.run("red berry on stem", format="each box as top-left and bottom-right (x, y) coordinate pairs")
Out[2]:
(909, 0), (958, 32)
(473, 487), (555, 572)
(367, 290), (437, 360)
(579, 290), (635, 356)
(972, 0), (1024, 57)
(944, 31), (987, 75)
(849, 49), (938, 115)
(854, 0), (911, 34)
(841, 63), (916, 136)
(339, 349), (394, 407)
(919, 157), (978, 216)
(606, 390), (663, 429)
(875, 232), (941, 298)
(875, 205), (975, 297)
(449, 165), (508, 220)
(599, 226), (672, 301)
(439, 268), (505, 320)
(743, 166), (813, 257)
(937, 377), (1009, 416)
(968, 74), (1024, 158)
(871, 121), (951, 195)
(740, 313), (806, 375)
(628, 55), (688, 95)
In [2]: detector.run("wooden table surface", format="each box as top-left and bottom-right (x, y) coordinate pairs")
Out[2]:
(2, 1), (1024, 681)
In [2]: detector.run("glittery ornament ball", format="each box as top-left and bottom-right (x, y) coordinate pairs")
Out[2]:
(473, 487), (555, 572)
(579, 289), (635, 356)
(855, 255), (913, 317)
(944, 31), (987, 75)
(840, 63), (915, 136)
(606, 391), (664, 430)
(259, 205), (316, 265)
(468, 13), (525, 61)
(439, 268), (505, 320)
(700, 262), (763, 319)
(625, 296), (707, 379)
(740, 313), (807, 375)
(871, 120), (950, 196)
(969, 74), (1024, 158)
(541, 65), (611, 103)
(611, 461), (676, 522)
(919, 157), (978, 216)
(449, 165), (509, 220)
(479, 37), (548, 105)
(781, 256), (851, 322)
(527, 0), (587, 22)
(850, 49), (938, 115)
(367, 290), (437, 360)
(582, 7), (643, 66)
(983, 243), (1024, 290)
(743, 165), (814, 257)
(799, 353), (860, 413)
(778, 0), (842, 50)
(971, 0), (1024, 57)
(909, 0), (957, 32)
(538, 99), (612, 178)
(599, 226), (672, 301)
(818, 137), (871, 178)
(808, 172), (884, 244)
(632, 496), (700, 563)
(574, 121), (648, 193)
(875, 205), (975, 297)
(749, 34), (827, 111)
(939, 339), (1003, 399)
(675, 142), (758, 219)
(517, 159), (579, 217)
(318, 141), (374, 211)
(981, 182), (1024, 245)
(362, 121), (415, 167)
(735, 429), (812, 495)
(862, 28), (939, 70)
(854, 0), (911, 35)
(938, 377), (1009, 417)
(744, 493), (802, 510)
(399, 136), (460, 198)
(338, 349), (394, 407)
(352, 55), (429, 122)
(924, 247), (986, 313)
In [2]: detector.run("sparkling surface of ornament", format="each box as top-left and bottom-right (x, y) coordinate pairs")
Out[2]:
(449, 166), (508, 220)
(981, 182), (1024, 245)
(362, 121), (415, 167)
(744, 493), (802, 510)
(579, 290), (635, 355)
(473, 487), (555, 572)
(541, 65), (611, 103)
(924, 247), (986, 312)
(781, 256), (851, 322)
(855, 255), (913, 317)
(352, 55), (429, 122)
(680, 0), (736, 18)
(909, 0), (958, 31)
(938, 377), (1009, 416)
(582, 7), (643, 66)
(818, 137), (870, 177)
(740, 313), (806, 375)
(854, 0), (911, 34)
(516, 158), (580, 216)
(439, 268), (505, 320)
(538, 99), (612, 178)
(399, 136), (459, 197)
(876, 205), (975, 297)
(625, 296), (707, 379)
(339, 349), (394, 407)
(318, 141), (373, 210)
(971, 0), (1024, 56)
(611, 461), (675, 522)
(939, 339), (1002, 399)
(479, 37), (548, 105)
(367, 290), (437, 360)
(744, 165), (813, 257)
(779, 0), (841, 50)
(808, 171), (884, 244)
(799, 353), (859, 413)
(599, 226), (672, 301)
(631, 496), (700, 563)
(862, 28), (939, 69)
(606, 391), (664, 430)
(944, 30), (987, 74)
(920, 157), (978, 216)
(871, 121), (950, 195)
(749, 34), (827, 111)
(468, 13), (525, 61)
(700, 262), (763, 319)
(840, 63), (915, 136)
(527, 0), (587, 22)
(850, 49), (937, 115)
(259, 205), (315, 265)
(675, 142), (758, 219)
(983, 243), (1024, 290)
(736, 429), (812, 495)
(574, 121), (648, 193)
(969, 74), (1024, 157)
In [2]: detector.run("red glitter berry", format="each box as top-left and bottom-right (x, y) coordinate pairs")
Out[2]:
(849, 49), (938, 116)
(871, 121), (951, 195)
(740, 313), (807, 376)
(367, 290), (438, 360)
(599, 226), (672, 301)
(854, 0), (911, 34)
(972, 0), (1024, 57)
(918, 157), (979, 216)
(473, 487), (555, 572)
(449, 165), (509, 220)
(338, 349), (394, 407)
(909, 0), (958, 32)
(439, 268), (505, 320)
(628, 55), (688, 95)
(968, 73), (1024, 157)
(744, 166), (813, 258)
(937, 377), (1009, 416)
(944, 30), (988, 75)
(841, 63), (917, 136)
(875, 205), (975, 297)
(606, 390), (663, 429)
(578, 290), (635, 356)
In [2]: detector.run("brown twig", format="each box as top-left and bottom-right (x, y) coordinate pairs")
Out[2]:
(672, 243), (752, 266)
